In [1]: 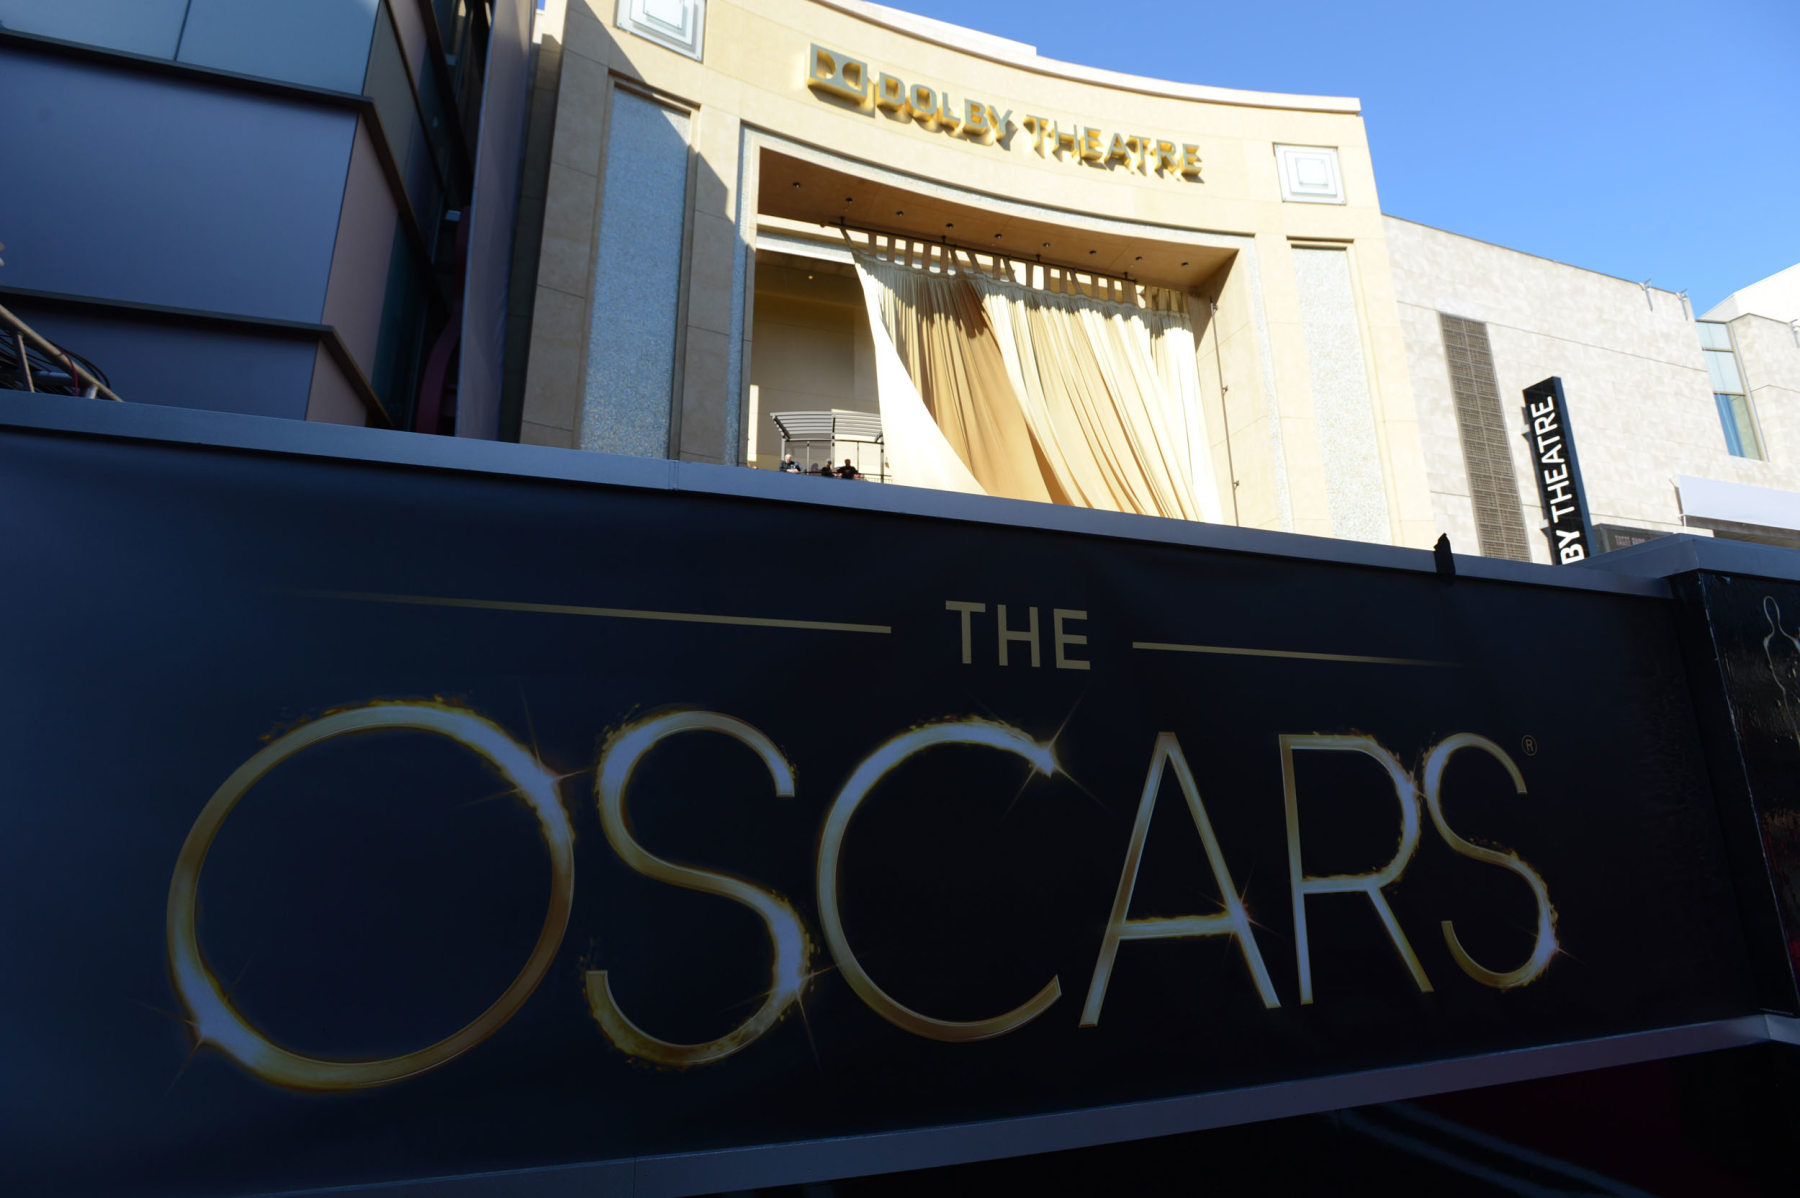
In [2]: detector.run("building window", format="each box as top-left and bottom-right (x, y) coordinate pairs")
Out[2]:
(1698, 321), (1762, 460)
(1439, 313), (1532, 561)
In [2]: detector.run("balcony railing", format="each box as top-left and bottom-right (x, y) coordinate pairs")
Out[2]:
(0, 301), (121, 400)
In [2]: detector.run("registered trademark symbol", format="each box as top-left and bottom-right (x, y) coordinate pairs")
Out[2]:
(1521, 734), (1539, 757)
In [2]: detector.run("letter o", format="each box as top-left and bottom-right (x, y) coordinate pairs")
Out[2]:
(816, 719), (1062, 1041)
(165, 702), (574, 1090)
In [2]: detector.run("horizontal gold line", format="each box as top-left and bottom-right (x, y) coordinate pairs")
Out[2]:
(1131, 641), (1455, 667)
(299, 591), (891, 634)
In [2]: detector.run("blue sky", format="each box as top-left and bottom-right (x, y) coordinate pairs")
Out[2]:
(891, 0), (1798, 314)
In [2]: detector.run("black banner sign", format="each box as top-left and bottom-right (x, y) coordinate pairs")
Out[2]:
(0, 420), (1757, 1197)
(1523, 377), (1594, 563)
(1673, 571), (1800, 1012)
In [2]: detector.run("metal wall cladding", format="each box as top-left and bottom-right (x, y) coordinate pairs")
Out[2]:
(0, 49), (356, 323)
(1440, 313), (1533, 561)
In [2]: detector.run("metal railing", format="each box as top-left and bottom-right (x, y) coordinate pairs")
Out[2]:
(770, 409), (886, 480)
(0, 301), (121, 400)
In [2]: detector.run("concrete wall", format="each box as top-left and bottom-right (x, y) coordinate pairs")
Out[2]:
(1705, 262), (1800, 324)
(500, 0), (571, 441)
(1735, 313), (1800, 455)
(1386, 216), (1800, 561)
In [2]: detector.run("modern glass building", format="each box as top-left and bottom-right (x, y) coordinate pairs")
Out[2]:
(0, 0), (532, 435)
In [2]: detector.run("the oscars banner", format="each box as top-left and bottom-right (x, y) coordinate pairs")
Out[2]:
(0, 418), (1760, 1196)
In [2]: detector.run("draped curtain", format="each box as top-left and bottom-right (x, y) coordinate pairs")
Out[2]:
(848, 259), (985, 496)
(850, 252), (1222, 523)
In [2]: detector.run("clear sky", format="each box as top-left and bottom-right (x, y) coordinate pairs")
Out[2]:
(886, 0), (1798, 315)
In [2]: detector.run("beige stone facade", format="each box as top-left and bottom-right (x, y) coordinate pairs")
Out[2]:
(514, 0), (1438, 547)
(511, 0), (1800, 561)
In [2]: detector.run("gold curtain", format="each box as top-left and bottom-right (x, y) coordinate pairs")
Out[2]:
(857, 258), (1055, 504)
(848, 260), (986, 496)
(851, 252), (1221, 522)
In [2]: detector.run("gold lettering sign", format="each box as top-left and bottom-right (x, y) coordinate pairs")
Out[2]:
(807, 44), (869, 104)
(1421, 734), (1558, 989)
(1082, 733), (1280, 1024)
(586, 710), (813, 1066)
(805, 44), (1201, 181)
(816, 720), (1064, 1041)
(166, 702), (575, 1091)
(169, 700), (1557, 1087)
(1281, 734), (1433, 1004)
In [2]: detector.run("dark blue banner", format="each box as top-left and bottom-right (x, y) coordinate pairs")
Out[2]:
(0, 418), (1757, 1196)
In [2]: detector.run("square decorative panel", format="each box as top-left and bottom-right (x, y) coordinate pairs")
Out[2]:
(618, 0), (704, 60)
(1274, 144), (1345, 205)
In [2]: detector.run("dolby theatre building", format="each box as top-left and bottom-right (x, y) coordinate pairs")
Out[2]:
(516, 0), (1800, 564)
(521, 0), (1433, 548)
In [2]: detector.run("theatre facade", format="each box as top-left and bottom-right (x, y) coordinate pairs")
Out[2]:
(515, 0), (1800, 563)
(519, 0), (1438, 547)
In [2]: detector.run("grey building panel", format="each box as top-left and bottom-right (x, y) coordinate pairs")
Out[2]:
(0, 49), (357, 324)
(0, 0), (188, 57)
(456, 0), (533, 441)
(363, 3), (444, 237)
(174, 0), (380, 94)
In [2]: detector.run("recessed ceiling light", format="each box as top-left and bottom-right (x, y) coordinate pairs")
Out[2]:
(1042, 242), (1051, 248)
(994, 233), (1003, 239)
(945, 222), (954, 229)
(845, 196), (854, 202)
(1089, 249), (1097, 255)
(1180, 261), (1189, 266)
(791, 181), (801, 188)
(895, 210), (904, 216)
(1135, 256), (1143, 261)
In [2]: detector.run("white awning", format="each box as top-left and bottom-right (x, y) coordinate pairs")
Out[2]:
(1676, 474), (1800, 534)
